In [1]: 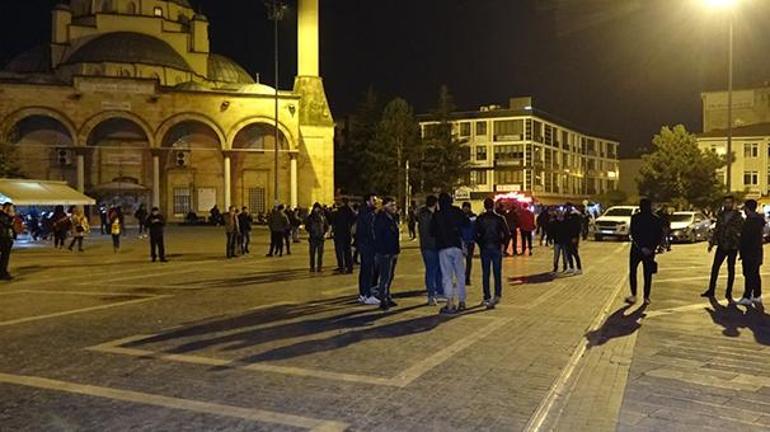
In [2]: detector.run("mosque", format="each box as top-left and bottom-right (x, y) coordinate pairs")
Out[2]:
(0, 0), (334, 220)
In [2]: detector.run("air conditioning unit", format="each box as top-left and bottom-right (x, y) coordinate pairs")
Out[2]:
(55, 148), (73, 166)
(175, 150), (191, 168)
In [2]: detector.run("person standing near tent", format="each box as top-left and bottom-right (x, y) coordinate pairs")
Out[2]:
(67, 207), (89, 252)
(146, 207), (167, 262)
(0, 202), (16, 280)
(50, 205), (70, 249)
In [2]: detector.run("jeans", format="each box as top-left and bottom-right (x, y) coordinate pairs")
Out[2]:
(111, 234), (120, 250)
(520, 231), (533, 253)
(481, 248), (503, 300)
(566, 240), (582, 270)
(358, 248), (375, 298)
(240, 231), (251, 254)
(421, 249), (443, 297)
(553, 243), (569, 271)
(439, 247), (466, 302)
(150, 235), (165, 261)
(226, 232), (239, 258)
(54, 230), (67, 248)
(508, 229), (518, 254)
(741, 258), (762, 299)
(268, 231), (284, 256)
(334, 236), (353, 272)
(464, 241), (475, 284)
(309, 237), (324, 270)
(707, 248), (738, 296)
(375, 254), (399, 300)
(0, 238), (12, 276)
(629, 247), (654, 299)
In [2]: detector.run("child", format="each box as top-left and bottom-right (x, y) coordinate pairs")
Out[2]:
(110, 215), (121, 253)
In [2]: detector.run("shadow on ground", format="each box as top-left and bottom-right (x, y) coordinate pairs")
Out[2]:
(585, 304), (647, 348)
(706, 298), (770, 344)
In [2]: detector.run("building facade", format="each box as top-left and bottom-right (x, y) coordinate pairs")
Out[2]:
(699, 85), (770, 199)
(0, 0), (334, 220)
(419, 97), (620, 205)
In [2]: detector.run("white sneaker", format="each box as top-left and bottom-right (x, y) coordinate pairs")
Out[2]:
(737, 297), (753, 306)
(625, 295), (637, 304)
(574, 269), (583, 275)
(564, 269), (575, 275)
(435, 296), (448, 303)
(752, 296), (763, 305)
(364, 296), (381, 305)
(357, 295), (366, 304)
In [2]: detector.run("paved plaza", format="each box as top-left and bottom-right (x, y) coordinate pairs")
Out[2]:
(1, 227), (770, 431)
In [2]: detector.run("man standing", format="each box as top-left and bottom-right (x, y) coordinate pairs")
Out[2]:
(373, 197), (400, 311)
(134, 204), (148, 239)
(564, 204), (584, 275)
(418, 195), (442, 305)
(461, 202), (477, 286)
(356, 194), (380, 305)
(407, 201), (418, 241)
(146, 207), (167, 263)
(626, 199), (663, 305)
(0, 202), (16, 280)
(475, 198), (510, 309)
(333, 198), (356, 274)
(225, 206), (240, 258)
(518, 203), (536, 256)
(238, 206), (253, 255)
(702, 196), (744, 301)
(504, 205), (519, 256)
(432, 193), (470, 314)
(267, 204), (290, 257)
(737, 199), (765, 306)
(306, 203), (329, 273)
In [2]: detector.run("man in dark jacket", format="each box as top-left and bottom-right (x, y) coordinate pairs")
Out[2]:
(333, 198), (356, 274)
(431, 193), (470, 313)
(564, 204), (583, 274)
(702, 195), (744, 300)
(626, 198), (663, 305)
(737, 199), (765, 306)
(305, 203), (329, 273)
(238, 206), (253, 255)
(146, 207), (167, 263)
(373, 197), (400, 311)
(0, 202), (16, 280)
(267, 205), (290, 257)
(418, 195), (442, 305)
(225, 206), (240, 258)
(356, 194), (380, 305)
(475, 198), (511, 308)
(504, 206), (519, 256)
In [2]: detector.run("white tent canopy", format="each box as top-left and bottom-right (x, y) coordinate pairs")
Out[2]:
(0, 179), (96, 206)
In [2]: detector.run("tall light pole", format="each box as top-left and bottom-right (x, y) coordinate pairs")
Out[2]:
(705, 0), (738, 191)
(265, 0), (288, 205)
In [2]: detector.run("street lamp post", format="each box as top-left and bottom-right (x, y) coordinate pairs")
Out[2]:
(265, 0), (288, 205)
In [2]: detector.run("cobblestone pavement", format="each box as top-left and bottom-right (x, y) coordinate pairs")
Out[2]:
(0, 227), (768, 431)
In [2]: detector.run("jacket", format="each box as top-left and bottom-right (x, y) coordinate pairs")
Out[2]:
(333, 205), (355, 240)
(373, 211), (400, 255)
(355, 205), (376, 251)
(417, 207), (437, 250)
(519, 210), (536, 232)
(564, 212), (582, 239)
(710, 209), (744, 250)
(146, 213), (165, 237)
(70, 214), (89, 237)
(305, 212), (329, 240)
(630, 211), (664, 250)
(431, 205), (469, 251)
(739, 210), (765, 262)
(504, 209), (519, 230)
(224, 212), (240, 234)
(475, 210), (510, 251)
(268, 209), (290, 232)
(238, 213), (253, 232)
(461, 212), (477, 244)
(0, 212), (14, 241)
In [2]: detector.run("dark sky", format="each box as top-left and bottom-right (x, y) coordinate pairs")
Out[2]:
(2, 0), (770, 156)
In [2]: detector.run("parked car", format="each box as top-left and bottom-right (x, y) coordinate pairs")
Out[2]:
(668, 211), (711, 243)
(593, 206), (639, 241)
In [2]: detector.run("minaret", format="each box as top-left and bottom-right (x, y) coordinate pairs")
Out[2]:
(297, 0), (319, 77)
(294, 0), (334, 206)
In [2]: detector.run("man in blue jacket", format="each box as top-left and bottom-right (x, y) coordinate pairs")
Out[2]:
(373, 197), (401, 311)
(356, 194), (380, 305)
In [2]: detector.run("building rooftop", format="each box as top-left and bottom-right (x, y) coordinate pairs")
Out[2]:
(698, 123), (770, 139)
(64, 32), (192, 72)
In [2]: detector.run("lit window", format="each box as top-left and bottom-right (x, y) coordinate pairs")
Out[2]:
(154, 7), (164, 17)
(470, 171), (487, 186)
(475, 121), (488, 136)
(476, 146), (488, 161)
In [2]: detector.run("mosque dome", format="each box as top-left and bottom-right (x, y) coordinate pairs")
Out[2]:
(165, 0), (193, 8)
(4, 45), (51, 74)
(174, 81), (211, 92)
(65, 32), (192, 72)
(236, 83), (277, 95)
(207, 54), (255, 85)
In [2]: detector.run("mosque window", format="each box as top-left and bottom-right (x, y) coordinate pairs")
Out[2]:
(154, 7), (164, 17)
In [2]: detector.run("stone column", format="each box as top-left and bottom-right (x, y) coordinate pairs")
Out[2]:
(76, 153), (85, 193)
(298, 0), (320, 77)
(290, 153), (298, 208)
(152, 152), (161, 209)
(224, 154), (232, 208)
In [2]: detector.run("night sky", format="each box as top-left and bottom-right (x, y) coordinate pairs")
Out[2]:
(2, 0), (770, 156)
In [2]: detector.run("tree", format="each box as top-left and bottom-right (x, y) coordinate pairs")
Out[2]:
(336, 87), (381, 196)
(418, 85), (470, 193)
(637, 125), (725, 210)
(0, 140), (23, 179)
(373, 98), (421, 205)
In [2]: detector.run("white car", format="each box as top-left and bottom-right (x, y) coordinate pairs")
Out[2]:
(593, 206), (639, 241)
(668, 211), (711, 243)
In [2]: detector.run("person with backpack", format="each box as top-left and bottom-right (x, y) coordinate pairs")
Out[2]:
(305, 203), (329, 272)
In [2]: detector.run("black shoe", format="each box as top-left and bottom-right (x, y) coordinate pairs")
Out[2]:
(439, 305), (457, 315)
(160, 258), (168, 263)
(700, 291), (715, 298)
(387, 298), (398, 307)
(0, 274), (13, 281)
(152, 258), (157, 262)
(380, 302), (390, 311)
(458, 301), (467, 312)
(465, 279), (471, 286)
(266, 254), (273, 257)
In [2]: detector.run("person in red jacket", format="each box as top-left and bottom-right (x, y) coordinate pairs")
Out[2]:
(518, 204), (536, 256)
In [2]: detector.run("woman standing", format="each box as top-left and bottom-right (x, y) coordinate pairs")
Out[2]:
(67, 207), (89, 252)
(50, 205), (70, 249)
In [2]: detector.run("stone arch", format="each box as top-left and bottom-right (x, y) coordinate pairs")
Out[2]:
(78, 111), (156, 148)
(125, 1), (137, 14)
(155, 113), (226, 151)
(1, 107), (78, 144)
(226, 116), (295, 151)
